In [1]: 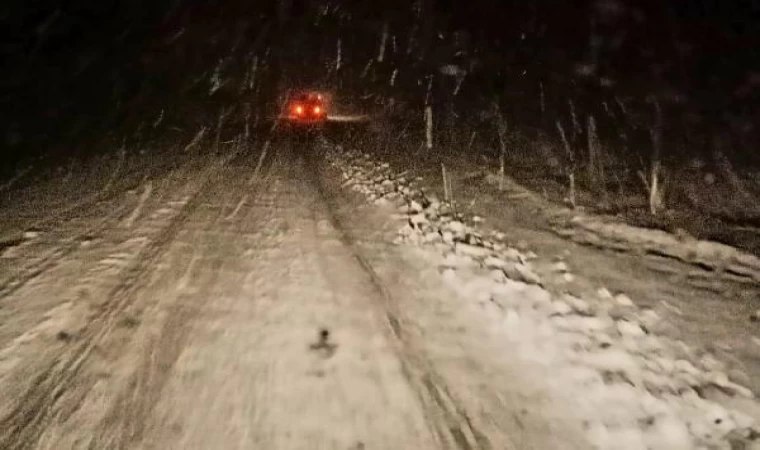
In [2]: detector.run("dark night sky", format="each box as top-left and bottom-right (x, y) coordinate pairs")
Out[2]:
(1, 0), (758, 169)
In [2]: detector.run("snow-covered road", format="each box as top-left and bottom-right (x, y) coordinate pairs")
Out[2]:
(0, 141), (593, 449)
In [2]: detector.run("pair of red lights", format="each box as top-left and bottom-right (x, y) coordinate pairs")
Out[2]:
(292, 104), (321, 115)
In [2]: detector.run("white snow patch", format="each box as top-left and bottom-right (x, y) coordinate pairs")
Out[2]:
(22, 230), (41, 239)
(328, 148), (760, 450)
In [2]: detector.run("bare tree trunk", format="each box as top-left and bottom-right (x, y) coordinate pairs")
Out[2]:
(244, 103), (251, 141)
(493, 103), (508, 191)
(638, 98), (665, 215)
(215, 107), (227, 153)
(649, 100), (663, 215)
(713, 139), (752, 203)
(335, 37), (342, 71)
(587, 115), (599, 191)
(467, 131), (477, 151)
(499, 149), (505, 191)
(556, 119), (576, 208)
(587, 114), (606, 202)
(378, 21), (389, 62)
(568, 98), (581, 141)
(441, 163), (450, 202)
(539, 81), (545, 120)
(425, 105), (433, 151)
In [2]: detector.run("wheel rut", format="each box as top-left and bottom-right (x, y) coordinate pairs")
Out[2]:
(307, 154), (491, 450)
(0, 151), (205, 303)
(0, 155), (234, 450)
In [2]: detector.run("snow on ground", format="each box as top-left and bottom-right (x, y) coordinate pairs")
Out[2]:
(391, 151), (760, 400)
(475, 172), (760, 285)
(328, 147), (760, 450)
(0, 138), (594, 449)
(0, 149), (235, 385)
(1, 130), (757, 449)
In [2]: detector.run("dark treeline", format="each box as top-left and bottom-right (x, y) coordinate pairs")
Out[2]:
(2, 0), (758, 179)
(338, 0), (760, 164)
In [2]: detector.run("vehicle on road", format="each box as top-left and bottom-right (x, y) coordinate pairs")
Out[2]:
(283, 91), (328, 127)
(278, 90), (329, 148)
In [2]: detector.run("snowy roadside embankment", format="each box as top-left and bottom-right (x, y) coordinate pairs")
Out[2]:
(477, 171), (760, 284)
(328, 148), (760, 450)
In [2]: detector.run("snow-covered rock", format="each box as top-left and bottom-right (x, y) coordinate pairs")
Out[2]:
(483, 256), (508, 270)
(398, 223), (416, 238)
(578, 348), (643, 387)
(674, 359), (702, 378)
(489, 269), (508, 283)
(522, 285), (553, 308)
(564, 295), (592, 315)
(409, 213), (428, 228)
(501, 247), (524, 262)
(441, 267), (457, 281)
(423, 231), (441, 244)
(491, 231), (506, 240)
(552, 261), (570, 273)
(380, 179), (395, 192)
(615, 293), (635, 307)
(447, 220), (466, 235)
(597, 287), (614, 300)
(704, 371), (754, 399)
(407, 200), (423, 213)
(440, 252), (478, 270)
(23, 230), (41, 239)
(561, 315), (613, 334)
(455, 242), (492, 258)
(617, 319), (646, 338)
(549, 300), (573, 316)
(511, 263), (542, 285)
(652, 357), (676, 375)
(638, 309), (661, 329)
(642, 414), (694, 450)
(699, 354), (725, 373)
(502, 308), (521, 332)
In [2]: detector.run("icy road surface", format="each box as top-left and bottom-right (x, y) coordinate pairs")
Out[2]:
(0, 143), (589, 449)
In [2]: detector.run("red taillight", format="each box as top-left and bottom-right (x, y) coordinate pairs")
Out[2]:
(292, 104), (304, 115)
(313, 106), (321, 114)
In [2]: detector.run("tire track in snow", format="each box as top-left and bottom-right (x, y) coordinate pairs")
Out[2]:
(85, 148), (283, 449)
(0, 201), (133, 301)
(0, 152), (195, 302)
(1, 150), (148, 235)
(124, 146), (438, 449)
(307, 154), (491, 450)
(0, 154), (237, 450)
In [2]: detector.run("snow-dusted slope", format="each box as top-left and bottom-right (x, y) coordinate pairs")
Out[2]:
(329, 148), (760, 450)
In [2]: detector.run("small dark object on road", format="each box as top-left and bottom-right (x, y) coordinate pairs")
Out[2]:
(309, 327), (337, 359)
(56, 331), (73, 342)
